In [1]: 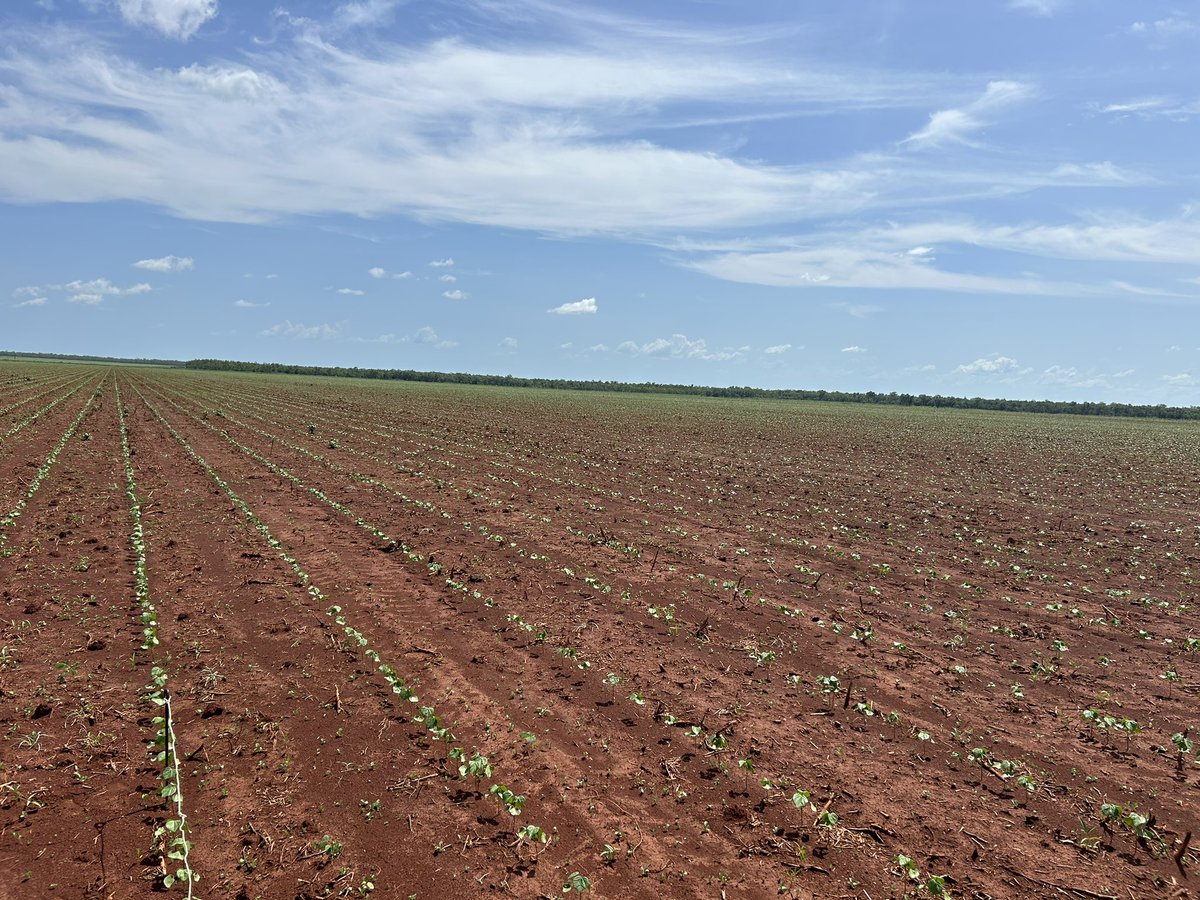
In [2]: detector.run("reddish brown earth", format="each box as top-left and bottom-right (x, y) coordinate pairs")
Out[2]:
(1, 361), (1198, 900)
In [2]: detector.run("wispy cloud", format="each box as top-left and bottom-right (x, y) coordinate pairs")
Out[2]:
(261, 320), (342, 339)
(1130, 16), (1200, 40)
(337, 287), (365, 295)
(133, 254), (194, 272)
(1009, 0), (1071, 16)
(763, 344), (791, 354)
(13, 296), (46, 308)
(413, 325), (456, 348)
(1163, 373), (1196, 386)
(549, 297), (597, 315)
(830, 302), (883, 318)
(841, 345), (867, 353)
(442, 289), (467, 300)
(233, 298), (269, 307)
(902, 80), (1034, 149)
(616, 333), (745, 361)
(430, 258), (455, 268)
(0, 25), (954, 234)
(367, 266), (386, 278)
(115, 0), (218, 40)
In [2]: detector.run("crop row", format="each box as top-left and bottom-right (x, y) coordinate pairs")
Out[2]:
(116, 383), (198, 893)
(134, 387), (547, 839)
(0, 382), (101, 552)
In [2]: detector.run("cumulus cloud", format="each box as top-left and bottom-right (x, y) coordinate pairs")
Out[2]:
(66, 277), (151, 295)
(337, 287), (365, 295)
(412, 325), (457, 348)
(955, 355), (1028, 375)
(133, 254), (194, 272)
(430, 258), (455, 268)
(903, 80), (1034, 149)
(439, 274), (457, 283)
(764, 344), (791, 354)
(261, 320), (341, 339)
(549, 297), (597, 315)
(39, 277), (153, 304)
(499, 336), (517, 349)
(442, 289), (467, 300)
(115, 0), (218, 40)
(617, 333), (744, 362)
(368, 266), (386, 279)
(13, 296), (46, 308)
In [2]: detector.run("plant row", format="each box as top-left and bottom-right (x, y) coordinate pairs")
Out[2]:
(136, 389), (545, 831)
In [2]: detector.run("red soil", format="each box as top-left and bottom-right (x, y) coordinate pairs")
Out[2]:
(2, 363), (1198, 900)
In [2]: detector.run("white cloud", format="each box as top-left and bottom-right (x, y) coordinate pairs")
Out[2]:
(549, 297), (597, 315)
(588, 343), (609, 352)
(841, 345), (866, 354)
(337, 287), (365, 295)
(831, 302), (883, 318)
(233, 299), (268, 307)
(394, 271), (412, 279)
(333, 0), (401, 30)
(13, 296), (46, 308)
(261, 320), (341, 339)
(439, 274), (457, 283)
(1130, 16), (1200, 40)
(413, 325), (457, 348)
(907, 246), (934, 257)
(689, 243), (1075, 295)
(1048, 162), (1147, 185)
(115, 0), (218, 40)
(133, 254), (194, 272)
(43, 277), (153, 303)
(430, 258), (455, 268)
(1096, 97), (1200, 122)
(955, 355), (1028, 375)
(763, 344), (791, 354)
(13, 286), (42, 298)
(686, 211), (1200, 294)
(367, 266), (386, 279)
(0, 29), (953, 234)
(442, 289), (467, 300)
(1009, 0), (1070, 15)
(617, 333), (743, 361)
(903, 80), (1034, 149)
(1163, 373), (1196, 387)
(499, 336), (517, 349)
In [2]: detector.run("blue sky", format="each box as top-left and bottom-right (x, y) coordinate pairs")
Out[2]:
(2, 0), (1198, 404)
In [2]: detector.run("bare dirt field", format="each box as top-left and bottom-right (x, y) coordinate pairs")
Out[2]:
(1, 361), (1197, 899)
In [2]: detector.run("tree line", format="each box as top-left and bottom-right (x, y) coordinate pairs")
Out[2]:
(183, 358), (1200, 420)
